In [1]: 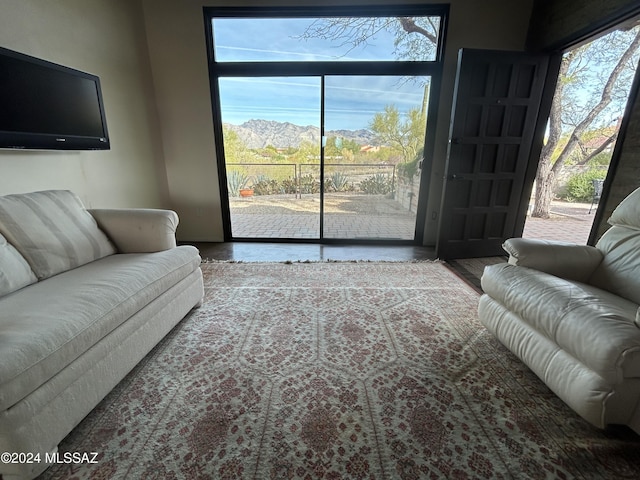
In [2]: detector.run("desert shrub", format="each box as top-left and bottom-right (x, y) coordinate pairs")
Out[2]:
(359, 173), (393, 195)
(280, 177), (299, 194)
(564, 169), (606, 202)
(326, 171), (353, 192)
(226, 170), (249, 197)
(253, 176), (280, 195)
(299, 174), (320, 194)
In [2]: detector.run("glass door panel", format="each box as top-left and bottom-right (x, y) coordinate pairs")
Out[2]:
(323, 76), (430, 240)
(218, 77), (321, 239)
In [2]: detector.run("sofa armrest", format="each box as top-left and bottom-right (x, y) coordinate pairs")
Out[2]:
(502, 238), (603, 282)
(88, 208), (178, 253)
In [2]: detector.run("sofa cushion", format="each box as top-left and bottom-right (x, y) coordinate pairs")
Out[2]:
(0, 232), (37, 297)
(608, 186), (640, 230)
(503, 237), (603, 282)
(0, 190), (116, 280)
(590, 225), (640, 305)
(0, 245), (201, 411)
(482, 263), (640, 380)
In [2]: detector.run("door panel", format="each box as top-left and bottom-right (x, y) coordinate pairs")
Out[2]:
(218, 75), (433, 241)
(322, 75), (431, 240)
(437, 49), (552, 259)
(218, 76), (322, 240)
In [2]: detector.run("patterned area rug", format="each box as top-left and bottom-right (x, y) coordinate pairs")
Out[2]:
(41, 262), (640, 479)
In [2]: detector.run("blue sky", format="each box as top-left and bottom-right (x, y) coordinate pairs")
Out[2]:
(213, 17), (432, 130)
(218, 76), (429, 130)
(212, 17), (402, 63)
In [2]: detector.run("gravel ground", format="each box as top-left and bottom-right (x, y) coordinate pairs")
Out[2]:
(548, 200), (595, 220)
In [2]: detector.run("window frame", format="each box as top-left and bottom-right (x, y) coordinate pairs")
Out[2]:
(203, 4), (449, 243)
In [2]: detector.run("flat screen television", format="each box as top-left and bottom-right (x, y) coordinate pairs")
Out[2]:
(0, 47), (110, 150)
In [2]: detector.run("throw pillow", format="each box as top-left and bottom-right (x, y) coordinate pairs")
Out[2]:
(0, 190), (116, 280)
(0, 232), (37, 296)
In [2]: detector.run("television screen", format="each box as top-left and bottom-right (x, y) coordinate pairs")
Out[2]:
(0, 47), (110, 150)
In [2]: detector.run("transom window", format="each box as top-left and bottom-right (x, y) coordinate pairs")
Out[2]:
(211, 15), (443, 63)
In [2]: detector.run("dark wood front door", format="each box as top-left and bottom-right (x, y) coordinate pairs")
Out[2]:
(436, 49), (556, 259)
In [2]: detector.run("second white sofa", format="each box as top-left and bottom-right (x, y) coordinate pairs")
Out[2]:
(479, 186), (640, 434)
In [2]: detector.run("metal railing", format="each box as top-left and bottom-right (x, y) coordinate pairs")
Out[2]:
(226, 162), (397, 198)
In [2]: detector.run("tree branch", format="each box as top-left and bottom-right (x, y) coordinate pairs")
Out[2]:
(575, 133), (618, 165)
(396, 17), (437, 43)
(551, 30), (640, 176)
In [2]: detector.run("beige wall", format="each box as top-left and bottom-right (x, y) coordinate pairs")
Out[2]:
(142, 0), (534, 243)
(0, 0), (167, 210)
(141, 0), (222, 242)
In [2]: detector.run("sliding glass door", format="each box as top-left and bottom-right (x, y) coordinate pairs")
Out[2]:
(219, 77), (321, 239)
(323, 76), (429, 240)
(205, 6), (447, 242)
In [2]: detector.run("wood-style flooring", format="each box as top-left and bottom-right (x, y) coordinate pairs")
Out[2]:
(184, 242), (497, 293)
(187, 241), (436, 263)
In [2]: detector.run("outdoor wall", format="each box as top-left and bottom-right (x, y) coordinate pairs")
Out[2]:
(527, 0), (640, 51)
(0, 0), (168, 210)
(142, 0), (534, 243)
(527, 0), (640, 241)
(595, 82), (640, 239)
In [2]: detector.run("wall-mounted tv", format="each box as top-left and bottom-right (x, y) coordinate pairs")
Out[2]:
(0, 47), (110, 150)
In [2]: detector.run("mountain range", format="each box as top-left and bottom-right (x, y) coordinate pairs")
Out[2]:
(223, 119), (378, 149)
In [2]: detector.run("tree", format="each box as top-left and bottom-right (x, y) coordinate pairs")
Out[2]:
(532, 26), (640, 217)
(300, 17), (640, 219)
(369, 104), (426, 163)
(324, 136), (360, 157)
(222, 126), (252, 163)
(300, 17), (435, 170)
(298, 16), (439, 60)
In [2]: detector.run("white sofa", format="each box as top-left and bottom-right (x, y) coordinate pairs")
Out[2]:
(479, 186), (640, 434)
(0, 190), (204, 480)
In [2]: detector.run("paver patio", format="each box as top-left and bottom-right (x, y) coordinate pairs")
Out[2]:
(229, 194), (598, 244)
(230, 194), (417, 240)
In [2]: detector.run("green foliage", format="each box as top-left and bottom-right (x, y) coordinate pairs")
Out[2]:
(359, 173), (393, 195)
(324, 136), (361, 157)
(226, 170), (249, 197)
(252, 173), (354, 195)
(398, 148), (423, 181)
(288, 141), (320, 164)
(588, 152), (613, 166)
(563, 169), (606, 202)
(369, 104), (426, 163)
(222, 127), (252, 163)
(276, 175), (321, 195)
